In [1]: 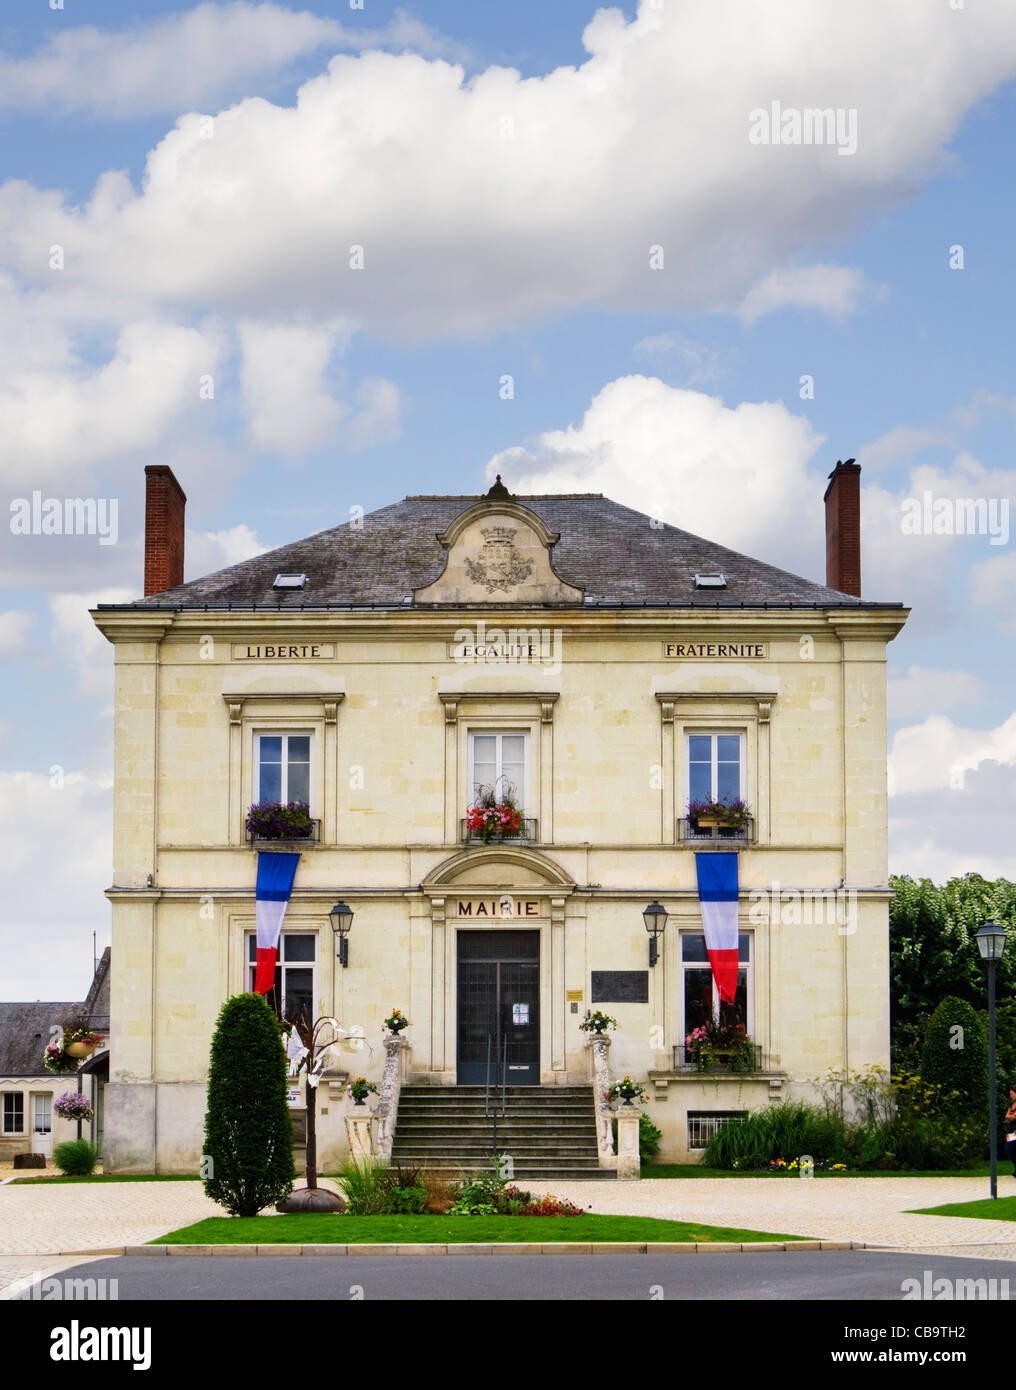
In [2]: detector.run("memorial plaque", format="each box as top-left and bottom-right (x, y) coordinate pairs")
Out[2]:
(591, 970), (649, 1003)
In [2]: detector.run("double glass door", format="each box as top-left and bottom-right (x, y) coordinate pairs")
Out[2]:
(456, 931), (540, 1085)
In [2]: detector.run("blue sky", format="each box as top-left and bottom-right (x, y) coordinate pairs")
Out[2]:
(1, 0), (1015, 996)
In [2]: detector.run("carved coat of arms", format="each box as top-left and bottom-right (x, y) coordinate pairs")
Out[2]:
(464, 526), (534, 593)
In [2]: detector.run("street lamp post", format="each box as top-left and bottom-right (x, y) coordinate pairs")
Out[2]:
(329, 900), (354, 967)
(976, 919), (1007, 1200)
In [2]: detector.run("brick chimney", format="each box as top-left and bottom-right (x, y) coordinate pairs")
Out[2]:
(823, 458), (861, 597)
(144, 465), (187, 596)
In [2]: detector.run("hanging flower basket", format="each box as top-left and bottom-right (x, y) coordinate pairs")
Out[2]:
(43, 1042), (78, 1074)
(54, 1092), (94, 1122)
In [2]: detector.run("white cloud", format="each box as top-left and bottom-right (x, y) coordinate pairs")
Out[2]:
(969, 551), (1016, 629)
(488, 374), (826, 569)
(888, 712), (1016, 797)
(890, 762), (1016, 881)
(185, 524), (267, 579)
(0, 770), (112, 999)
(632, 331), (728, 387)
(0, 318), (223, 490)
(887, 666), (984, 719)
(738, 265), (868, 323)
(0, 3), (473, 122)
(239, 320), (350, 456)
(3, 2), (1016, 338)
(856, 424), (954, 472)
(50, 589), (134, 701)
(347, 376), (404, 450)
(0, 610), (35, 659)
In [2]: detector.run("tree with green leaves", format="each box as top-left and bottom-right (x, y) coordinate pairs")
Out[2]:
(920, 996), (989, 1120)
(890, 873), (1016, 1068)
(203, 993), (294, 1217)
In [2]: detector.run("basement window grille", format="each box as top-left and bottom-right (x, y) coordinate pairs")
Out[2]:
(687, 1110), (746, 1151)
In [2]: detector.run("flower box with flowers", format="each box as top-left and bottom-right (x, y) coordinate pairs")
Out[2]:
(686, 798), (752, 838)
(462, 779), (532, 844)
(683, 1021), (759, 1073)
(246, 801), (319, 844)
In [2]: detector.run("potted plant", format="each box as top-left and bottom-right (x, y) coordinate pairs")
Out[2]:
(464, 778), (524, 844)
(688, 798), (751, 833)
(348, 1077), (378, 1106)
(246, 800), (314, 842)
(53, 1092), (94, 1123)
(383, 1009), (409, 1035)
(579, 1010), (617, 1036)
(61, 1026), (105, 1060)
(605, 1076), (647, 1107)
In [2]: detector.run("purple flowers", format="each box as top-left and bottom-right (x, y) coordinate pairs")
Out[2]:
(246, 801), (313, 840)
(54, 1092), (94, 1122)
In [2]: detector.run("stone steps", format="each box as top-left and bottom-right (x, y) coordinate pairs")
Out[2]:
(391, 1083), (612, 1180)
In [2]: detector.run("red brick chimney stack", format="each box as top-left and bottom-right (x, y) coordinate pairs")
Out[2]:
(823, 458), (861, 597)
(144, 465), (187, 597)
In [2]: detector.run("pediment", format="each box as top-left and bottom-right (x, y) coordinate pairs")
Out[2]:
(423, 845), (574, 892)
(414, 500), (583, 604)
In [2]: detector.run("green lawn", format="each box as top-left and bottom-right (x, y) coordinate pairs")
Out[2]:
(908, 1194), (1016, 1221)
(643, 1163), (996, 1179)
(152, 1213), (807, 1245)
(11, 1174), (201, 1185)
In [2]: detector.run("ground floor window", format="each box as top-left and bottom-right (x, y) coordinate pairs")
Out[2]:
(681, 932), (752, 1036)
(687, 1110), (746, 1151)
(2, 1092), (24, 1134)
(246, 931), (317, 1028)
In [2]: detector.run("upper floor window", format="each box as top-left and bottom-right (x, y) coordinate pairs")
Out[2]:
(246, 931), (316, 1028)
(687, 732), (744, 805)
(469, 730), (529, 808)
(2, 1092), (24, 1134)
(255, 733), (311, 806)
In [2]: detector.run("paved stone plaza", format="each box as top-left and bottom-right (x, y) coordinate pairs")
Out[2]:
(3, 1174), (1016, 1297)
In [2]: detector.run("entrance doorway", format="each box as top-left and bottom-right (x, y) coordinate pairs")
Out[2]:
(456, 931), (540, 1085)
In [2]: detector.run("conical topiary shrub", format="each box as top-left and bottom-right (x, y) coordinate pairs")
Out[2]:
(921, 995), (989, 1120)
(203, 993), (295, 1217)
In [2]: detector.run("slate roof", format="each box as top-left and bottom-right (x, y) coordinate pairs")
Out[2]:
(0, 949), (110, 1076)
(101, 493), (902, 611)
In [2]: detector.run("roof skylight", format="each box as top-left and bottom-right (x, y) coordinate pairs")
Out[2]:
(273, 573), (308, 590)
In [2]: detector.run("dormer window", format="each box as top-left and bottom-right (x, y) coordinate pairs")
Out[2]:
(694, 573), (726, 589)
(273, 573), (308, 590)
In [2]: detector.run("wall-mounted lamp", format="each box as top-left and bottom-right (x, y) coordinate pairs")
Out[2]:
(643, 899), (668, 968)
(329, 900), (354, 968)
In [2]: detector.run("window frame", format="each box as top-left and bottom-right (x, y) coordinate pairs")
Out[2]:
(245, 929), (318, 1026)
(685, 729), (746, 807)
(253, 730), (315, 809)
(467, 728), (531, 811)
(2, 1092), (24, 1135)
(679, 930), (754, 1038)
(32, 1092), (52, 1135)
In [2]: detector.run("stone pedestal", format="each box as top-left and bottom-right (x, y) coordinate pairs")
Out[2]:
(375, 1034), (408, 1161)
(616, 1103), (641, 1180)
(345, 1108), (374, 1163)
(587, 1035), (617, 1168)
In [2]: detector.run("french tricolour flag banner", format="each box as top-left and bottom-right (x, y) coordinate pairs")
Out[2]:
(694, 851), (739, 1004)
(254, 851), (301, 995)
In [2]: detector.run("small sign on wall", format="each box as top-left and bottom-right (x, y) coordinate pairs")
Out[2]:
(287, 1088), (302, 1108)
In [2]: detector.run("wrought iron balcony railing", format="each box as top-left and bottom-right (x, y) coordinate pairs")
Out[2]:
(673, 1042), (764, 1073)
(678, 814), (754, 846)
(460, 816), (538, 846)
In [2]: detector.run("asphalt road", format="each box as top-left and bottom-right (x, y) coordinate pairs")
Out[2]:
(21, 1251), (1016, 1301)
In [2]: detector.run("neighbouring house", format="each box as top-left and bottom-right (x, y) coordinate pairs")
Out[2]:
(0, 949), (110, 1162)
